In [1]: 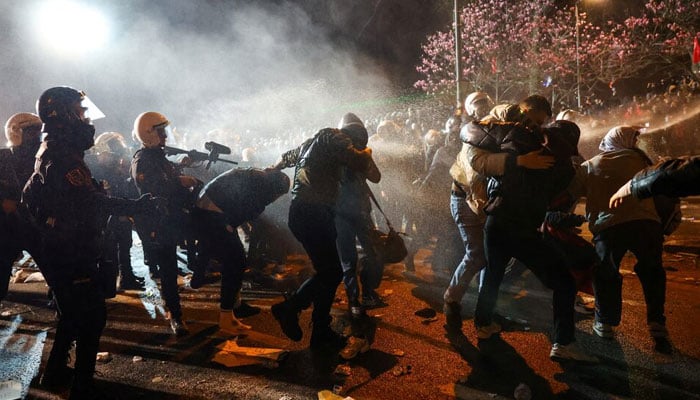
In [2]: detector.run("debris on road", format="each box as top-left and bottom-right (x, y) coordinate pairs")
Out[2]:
(389, 349), (405, 357)
(132, 356), (143, 363)
(391, 365), (412, 377)
(212, 339), (287, 368)
(96, 352), (112, 363)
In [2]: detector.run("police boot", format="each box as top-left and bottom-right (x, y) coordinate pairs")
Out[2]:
(219, 310), (252, 336)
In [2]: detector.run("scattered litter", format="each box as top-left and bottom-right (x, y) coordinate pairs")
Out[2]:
(390, 349), (405, 357)
(96, 352), (112, 363)
(332, 385), (343, 395)
(414, 308), (436, 319)
(372, 314), (383, 318)
(488, 393), (497, 398)
(132, 356), (143, 363)
(279, 396), (293, 400)
(23, 271), (45, 283)
(334, 364), (351, 376)
(382, 289), (393, 296)
(151, 376), (163, 383)
(0, 311), (11, 317)
(212, 340), (287, 368)
(421, 317), (438, 325)
(676, 252), (698, 257)
(391, 364), (412, 377)
(664, 266), (679, 271)
(514, 383), (532, 400)
(317, 389), (354, 400)
(0, 380), (22, 400)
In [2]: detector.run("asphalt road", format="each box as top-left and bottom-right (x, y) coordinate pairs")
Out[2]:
(1, 199), (700, 400)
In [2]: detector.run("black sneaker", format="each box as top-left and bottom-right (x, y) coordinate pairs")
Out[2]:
(443, 301), (462, 331)
(169, 318), (190, 337)
(362, 295), (388, 310)
(189, 272), (205, 289)
(233, 301), (261, 318)
(40, 366), (74, 391)
(271, 302), (302, 341)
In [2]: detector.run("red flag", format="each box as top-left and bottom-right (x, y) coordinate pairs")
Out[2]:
(694, 36), (700, 64)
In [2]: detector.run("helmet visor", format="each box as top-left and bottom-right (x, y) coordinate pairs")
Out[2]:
(80, 94), (105, 122)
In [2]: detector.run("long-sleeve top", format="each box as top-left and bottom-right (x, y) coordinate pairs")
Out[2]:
(631, 156), (700, 199)
(276, 128), (370, 206)
(568, 149), (659, 235)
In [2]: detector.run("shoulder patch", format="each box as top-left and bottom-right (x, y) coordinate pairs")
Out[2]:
(65, 168), (92, 187)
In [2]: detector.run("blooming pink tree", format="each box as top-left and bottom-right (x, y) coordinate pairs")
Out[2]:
(415, 0), (700, 109)
(603, 0), (700, 84)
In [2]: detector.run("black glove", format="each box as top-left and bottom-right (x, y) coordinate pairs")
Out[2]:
(135, 194), (167, 215)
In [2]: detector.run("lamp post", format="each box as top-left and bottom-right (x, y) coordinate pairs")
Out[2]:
(454, 0), (463, 110)
(575, 1), (581, 110)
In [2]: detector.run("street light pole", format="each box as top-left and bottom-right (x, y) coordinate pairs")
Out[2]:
(454, 0), (463, 110)
(575, 1), (581, 110)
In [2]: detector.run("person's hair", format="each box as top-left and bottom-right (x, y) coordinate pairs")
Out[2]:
(519, 95), (552, 117)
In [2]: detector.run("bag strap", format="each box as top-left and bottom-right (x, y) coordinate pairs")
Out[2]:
(365, 181), (395, 231)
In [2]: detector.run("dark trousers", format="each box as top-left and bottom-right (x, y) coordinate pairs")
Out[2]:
(104, 216), (134, 278)
(287, 200), (343, 328)
(1, 212), (44, 303)
(593, 219), (665, 326)
(335, 212), (383, 305)
(475, 216), (577, 345)
(193, 209), (246, 310)
(151, 243), (182, 319)
(47, 276), (106, 395)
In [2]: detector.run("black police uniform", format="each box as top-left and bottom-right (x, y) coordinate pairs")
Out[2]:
(0, 142), (42, 303)
(87, 149), (143, 292)
(130, 147), (191, 326)
(24, 138), (148, 398)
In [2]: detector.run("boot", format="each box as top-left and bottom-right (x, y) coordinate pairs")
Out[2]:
(219, 310), (252, 335)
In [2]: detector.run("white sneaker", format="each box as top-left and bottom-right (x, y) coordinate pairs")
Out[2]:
(550, 342), (598, 363)
(593, 321), (614, 338)
(476, 322), (502, 339)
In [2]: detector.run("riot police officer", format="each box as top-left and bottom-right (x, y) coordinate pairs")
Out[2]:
(131, 111), (198, 337)
(86, 132), (144, 292)
(0, 112), (43, 304)
(24, 86), (157, 399)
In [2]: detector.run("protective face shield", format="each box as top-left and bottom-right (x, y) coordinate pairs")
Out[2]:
(4, 112), (42, 148)
(464, 92), (494, 120)
(36, 87), (104, 151)
(37, 86), (104, 125)
(133, 112), (171, 148)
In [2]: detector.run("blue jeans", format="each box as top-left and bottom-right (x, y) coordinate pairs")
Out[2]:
(444, 194), (486, 304)
(336, 212), (382, 305)
(593, 219), (665, 326)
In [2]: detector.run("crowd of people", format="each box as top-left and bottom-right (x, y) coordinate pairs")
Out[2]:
(0, 82), (698, 399)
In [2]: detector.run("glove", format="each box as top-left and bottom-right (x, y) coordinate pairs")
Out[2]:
(516, 150), (554, 169)
(609, 180), (632, 209)
(135, 194), (167, 215)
